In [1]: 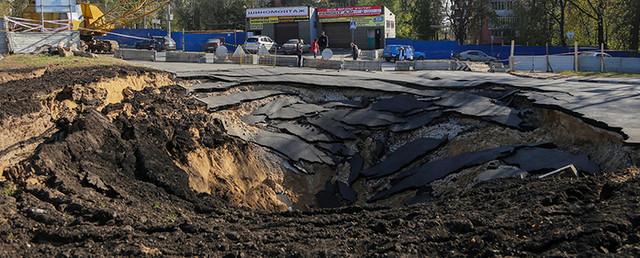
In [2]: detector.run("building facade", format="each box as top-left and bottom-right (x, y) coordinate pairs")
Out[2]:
(316, 5), (395, 49)
(478, 0), (516, 44)
(245, 6), (316, 45)
(245, 5), (396, 50)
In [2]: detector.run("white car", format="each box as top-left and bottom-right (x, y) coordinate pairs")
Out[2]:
(244, 36), (276, 54)
(580, 51), (612, 57)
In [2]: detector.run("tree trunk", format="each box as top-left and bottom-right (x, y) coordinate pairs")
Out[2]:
(559, 2), (567, 46)
(597, 14), (605, 48)
(631, 1), (640, 53)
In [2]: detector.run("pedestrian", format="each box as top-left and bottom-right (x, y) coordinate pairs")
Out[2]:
(296, 38), (304, 67)
(311, 38), (319, 59)
(399, 47), (405, 61)
(319, 31), (329, 51)
(351, 42), (359, 60)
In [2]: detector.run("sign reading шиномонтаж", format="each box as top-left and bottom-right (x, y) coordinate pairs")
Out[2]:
(317, 6), (383, 19)
(246, 6), (310, 18)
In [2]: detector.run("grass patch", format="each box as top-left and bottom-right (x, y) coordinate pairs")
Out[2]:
(0, 182), (17, 197)
(0, 54), (126, 71)
(559, 71), (640, 78)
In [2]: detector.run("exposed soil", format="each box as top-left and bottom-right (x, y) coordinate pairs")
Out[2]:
(0, 65), (639, 256)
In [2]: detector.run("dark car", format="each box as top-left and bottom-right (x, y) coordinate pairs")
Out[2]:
(135, 36), (176, 51)
(454, 50), (497, 62)
(383, 45), (415, 62)
(205, 38), (225, 53)
(280, 39), (310, 55)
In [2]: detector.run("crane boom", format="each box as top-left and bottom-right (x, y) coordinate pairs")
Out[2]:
(21, 0), (172, 53)
(82, 0), (171, 35)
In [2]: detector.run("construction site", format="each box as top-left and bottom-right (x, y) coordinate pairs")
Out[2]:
(1, 0), (640, 257)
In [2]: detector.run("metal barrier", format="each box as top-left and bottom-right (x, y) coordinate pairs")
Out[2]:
(512, 55), (640, 73)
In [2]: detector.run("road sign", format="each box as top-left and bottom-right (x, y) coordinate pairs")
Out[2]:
(216, 46), (229, 59)
(350, 20), (357, 30)
(258, 45), (270, 55)
(567, 32), (575, 40)
(232, 46), (246, 58)
(321, 48), (333, 60)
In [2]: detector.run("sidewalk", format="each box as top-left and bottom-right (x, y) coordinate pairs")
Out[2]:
(510, 71), (640, 85)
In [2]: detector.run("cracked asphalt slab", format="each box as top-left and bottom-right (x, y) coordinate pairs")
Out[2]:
(146, 61), (640, 143)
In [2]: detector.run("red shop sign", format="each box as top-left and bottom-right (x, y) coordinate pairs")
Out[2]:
(317, 6), (383, 18)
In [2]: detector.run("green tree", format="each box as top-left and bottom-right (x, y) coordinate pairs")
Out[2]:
(448, 0), (491, 44)
(512, 0), (553, 45)
(413, 0), (444, 39)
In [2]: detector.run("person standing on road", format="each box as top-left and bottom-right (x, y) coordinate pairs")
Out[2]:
(351, 42), (359, 60)
(319, 31), (329, 51)
(311, 39), (319, 59)
(296, 38), (304, 67)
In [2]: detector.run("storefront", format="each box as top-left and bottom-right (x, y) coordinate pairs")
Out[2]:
(317, 6), (395, 49)
(245, 6), (316, 45)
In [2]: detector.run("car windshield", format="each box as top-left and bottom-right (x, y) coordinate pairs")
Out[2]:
(246, 38), (258, 43)
(286, 40), (298, 44)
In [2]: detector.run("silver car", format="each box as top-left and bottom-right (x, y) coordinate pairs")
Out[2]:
(455, 50), (497, 62)
(580, 51), (612, 57)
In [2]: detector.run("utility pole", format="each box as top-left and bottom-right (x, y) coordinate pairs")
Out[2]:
(167, 2), (172, 34)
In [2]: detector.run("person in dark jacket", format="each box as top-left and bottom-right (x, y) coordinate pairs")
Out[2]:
(351, 42), (359, 60)
(318, 31), (329, 51)
(296, 38), (304, 67)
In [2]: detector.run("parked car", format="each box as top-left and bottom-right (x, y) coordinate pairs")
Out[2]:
(280, 39), (310, 55)
(134, 36), (176, 51)
(454, 50), (497, 62)
(244, 36), (276, 54)
(204, 38), (225, 53)
(580, 51), (612, 57)
(383, 45), (416, 62)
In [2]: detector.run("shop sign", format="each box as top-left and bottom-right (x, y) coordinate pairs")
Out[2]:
(249, 23), (264, 30)
(320, 15), (384, 27)
(317, 6), (383, 19)
(246, 6), (309, 18)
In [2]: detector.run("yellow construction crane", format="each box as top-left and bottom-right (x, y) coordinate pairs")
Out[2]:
(21, 0), (171, 52)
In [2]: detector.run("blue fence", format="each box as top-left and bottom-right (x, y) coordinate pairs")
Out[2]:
(99, 29), (252, 52)
(100, 29), (167, 48)
(170, 31), (250, 52)
(386, 38), (634, 60)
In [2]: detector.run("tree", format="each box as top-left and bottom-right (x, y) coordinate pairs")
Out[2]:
(568, 0), (609, 47)
(447, 0), (491, 44)
(549, 0), (569, 46)
(626, 0), (640, 52)
(413, 0), (444, 39)
(512, 0), (554, 45)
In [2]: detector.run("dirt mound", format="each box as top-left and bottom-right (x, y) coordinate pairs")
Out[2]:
(1, 167), (638, 256)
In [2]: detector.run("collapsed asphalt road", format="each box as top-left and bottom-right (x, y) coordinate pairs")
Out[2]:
(0, 64), (639, 256)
